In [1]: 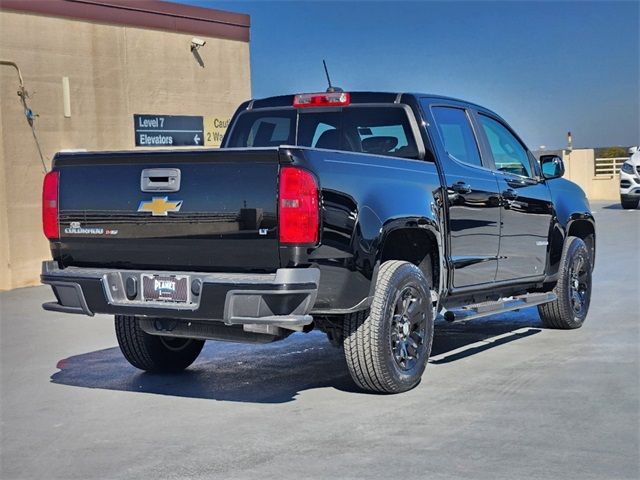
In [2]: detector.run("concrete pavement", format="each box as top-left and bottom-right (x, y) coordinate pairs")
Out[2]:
(1, 201), (638, 479)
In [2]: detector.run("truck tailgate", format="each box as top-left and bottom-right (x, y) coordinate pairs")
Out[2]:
(53, 149), (280, 272)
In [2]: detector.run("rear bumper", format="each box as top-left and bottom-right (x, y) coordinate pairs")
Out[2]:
(41, 261), (319, 327)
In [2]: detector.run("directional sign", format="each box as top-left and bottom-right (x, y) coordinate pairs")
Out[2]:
(204, 116), (231, 147)
(134, 114), (204, 147)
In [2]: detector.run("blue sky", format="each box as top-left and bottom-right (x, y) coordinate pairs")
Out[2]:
(179, 0), (638, 149)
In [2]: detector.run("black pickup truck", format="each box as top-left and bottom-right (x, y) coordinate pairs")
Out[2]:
(41, 91), (595, 393)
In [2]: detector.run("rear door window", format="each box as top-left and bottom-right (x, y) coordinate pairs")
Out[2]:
(430, 106), (483, 167)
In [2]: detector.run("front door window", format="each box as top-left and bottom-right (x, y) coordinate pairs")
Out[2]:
(478, 114), (532, 178)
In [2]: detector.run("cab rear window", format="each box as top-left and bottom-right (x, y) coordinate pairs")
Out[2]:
(226, 107), (419, 159)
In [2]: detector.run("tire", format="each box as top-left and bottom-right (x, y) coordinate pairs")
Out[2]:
(343, 260), (434, 393)
(538, 237), (592, 329)
(621, 196), (639, 209)
(115, 315), (205, 372)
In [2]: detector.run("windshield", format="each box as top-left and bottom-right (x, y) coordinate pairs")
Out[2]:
(225, 106), (420, 159)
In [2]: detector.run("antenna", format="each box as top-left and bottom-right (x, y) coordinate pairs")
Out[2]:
(322, 60), (343, 93)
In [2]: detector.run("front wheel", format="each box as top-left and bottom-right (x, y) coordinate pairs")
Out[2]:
(538, 237), (592, 329)
(343, 260), (434, 393)
(115, 315), (205, 372)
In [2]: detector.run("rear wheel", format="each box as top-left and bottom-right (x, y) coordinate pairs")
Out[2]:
(621, 196), (639, 209)
(538, 237), (592, 329)
(343, 260), (434, 393)
(115, 315), (205, 372)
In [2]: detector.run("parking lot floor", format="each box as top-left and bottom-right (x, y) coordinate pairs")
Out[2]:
(1, 201), (638, 479)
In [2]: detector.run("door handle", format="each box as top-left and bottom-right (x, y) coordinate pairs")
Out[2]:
(450, 182), (472, 194)
(506, 177), (538, 188)
(502, 189), (518, 200)
(140, 168), (181, 192)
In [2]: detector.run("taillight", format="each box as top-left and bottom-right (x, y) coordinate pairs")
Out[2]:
(279, 167), (319, 244)
(42, 171), (59, 240)
(293, 92), (350, 108)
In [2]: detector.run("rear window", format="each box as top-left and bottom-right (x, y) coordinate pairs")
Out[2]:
(226, 107), (419, 159)
(227, 113), (295, 148)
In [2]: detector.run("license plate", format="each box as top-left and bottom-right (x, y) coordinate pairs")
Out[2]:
(141, 274), (189, 303)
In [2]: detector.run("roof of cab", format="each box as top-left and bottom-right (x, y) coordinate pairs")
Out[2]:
(246, 91), (495, 115)
(249, 92), (398, 109)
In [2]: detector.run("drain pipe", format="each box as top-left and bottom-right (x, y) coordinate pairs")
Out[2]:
(0, 60), (48, 173)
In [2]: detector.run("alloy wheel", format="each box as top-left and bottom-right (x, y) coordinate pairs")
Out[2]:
(390, 285), (428, 371)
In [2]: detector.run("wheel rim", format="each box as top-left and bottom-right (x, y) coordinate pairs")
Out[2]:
(390, 285), (427, 371)
(568, 254), (589, 315)
(159, 336), (192, 352)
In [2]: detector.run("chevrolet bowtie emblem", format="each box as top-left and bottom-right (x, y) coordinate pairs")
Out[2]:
(137, 197), (183, 216)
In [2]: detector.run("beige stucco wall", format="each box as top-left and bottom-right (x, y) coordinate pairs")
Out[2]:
(0, 10), (250, 290)
(562, 149), (620, 201)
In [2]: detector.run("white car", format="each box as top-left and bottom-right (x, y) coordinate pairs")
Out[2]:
(620, 147), (640, 209)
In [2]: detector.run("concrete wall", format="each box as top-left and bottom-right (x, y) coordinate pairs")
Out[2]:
(562, 149), (620, 201)
(0, 9), (250, 290)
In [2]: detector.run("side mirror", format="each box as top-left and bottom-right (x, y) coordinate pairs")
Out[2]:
(540, 155), (564, 180)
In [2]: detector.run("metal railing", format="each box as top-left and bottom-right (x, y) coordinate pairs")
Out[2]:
(594, 157), (628, 177)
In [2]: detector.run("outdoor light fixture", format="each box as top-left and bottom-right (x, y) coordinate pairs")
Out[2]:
(190, 37), (206, 52)
(190, 38), (206, 67)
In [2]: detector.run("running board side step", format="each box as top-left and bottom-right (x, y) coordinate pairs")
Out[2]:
(443, 292), (557, 322)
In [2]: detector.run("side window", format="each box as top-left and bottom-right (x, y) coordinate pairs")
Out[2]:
(478, 115), (532, 177)
(527, 151), (541, 177)
(431, 106), (483, 167)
